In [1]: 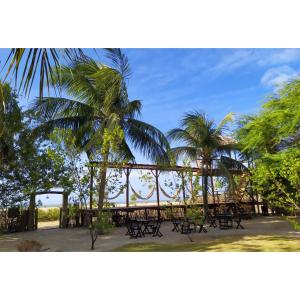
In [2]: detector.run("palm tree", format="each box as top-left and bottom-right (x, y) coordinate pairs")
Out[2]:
(167, 111), (235, 213)
(33, 49), (169, 211)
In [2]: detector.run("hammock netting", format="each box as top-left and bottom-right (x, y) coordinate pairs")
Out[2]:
(105, 187), (125, 200)
(159, 185), (182, 199)
(130, 185), (156, 200)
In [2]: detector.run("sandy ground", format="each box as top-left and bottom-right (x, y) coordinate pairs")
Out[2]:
(0, 216), (299, 252)
(38, 220), (59, 229)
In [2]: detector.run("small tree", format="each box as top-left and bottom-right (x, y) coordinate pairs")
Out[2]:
(89, 211), (114, 250)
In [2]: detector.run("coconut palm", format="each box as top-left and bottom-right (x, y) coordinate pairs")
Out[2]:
(33, 49), (169, 211)
(167, 111), (235, 212)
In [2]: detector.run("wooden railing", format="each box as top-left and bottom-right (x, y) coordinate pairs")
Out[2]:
(60, 200), (260, 228)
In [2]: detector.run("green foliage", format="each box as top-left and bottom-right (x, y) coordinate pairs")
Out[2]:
(236, 78), (300, 213)
(68, 204), (80, 219)
(237, 80), (300, 155)
(32, 50), (169, 211)
(167, 111), (235, 164)
(0, 83), (70, 209)
(185, 207), (204, 221)
(284, 217), (300, 231)
(92, 211), (114, 235)
(3, 48), (87, 97)
(47, 128), (90, 207)
(38, 208), (60, 222)
(33, 50), (169, 164)
(251, 148), (300, 213)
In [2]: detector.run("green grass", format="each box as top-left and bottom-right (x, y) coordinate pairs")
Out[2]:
(38, 208), (60, 222)
(114, 235), (300, 252)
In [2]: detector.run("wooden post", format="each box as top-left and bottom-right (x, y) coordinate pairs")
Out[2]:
(181, 172), (186, 200)
(89, 165), (94, 210)
(126, 168), (130, 208)
(210, 175), (216, 205)
(28, 193), (36, 231)
(61, 192), (69, 228)
(155, 170), (160, 219)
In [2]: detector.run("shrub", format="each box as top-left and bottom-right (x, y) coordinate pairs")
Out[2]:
(17, 240), (43, 252)
(38, 208), (60, 222)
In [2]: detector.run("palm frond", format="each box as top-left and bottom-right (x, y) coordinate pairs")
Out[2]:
(104, 48), (131, 80)
(3, 48), (86, 97)
(124, 119), (170, 163)
(169, 146), (198, 162)
(215, 112), (234, 135)
(33, 97), (93, 120)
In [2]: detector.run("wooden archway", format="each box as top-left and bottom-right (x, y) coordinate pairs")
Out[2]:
(28, 190), (69, 230)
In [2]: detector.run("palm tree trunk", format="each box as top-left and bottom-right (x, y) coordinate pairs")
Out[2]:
(202, 172), (209, 214)
(98, 150), (109, 212)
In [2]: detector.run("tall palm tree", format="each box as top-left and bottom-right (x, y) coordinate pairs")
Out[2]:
(167, 111), (235, 213)
(33, 49), (169, 211)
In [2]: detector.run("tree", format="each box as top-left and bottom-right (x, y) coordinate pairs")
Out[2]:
(250, 148), (300, 213)
(0, 82), (74, 214)
(32, 49), (169, 212)
(47, 128), (92, 209)
(0, 81), (22, 163)
(167, 111), (235, 213)
(236, 78), (300, 213)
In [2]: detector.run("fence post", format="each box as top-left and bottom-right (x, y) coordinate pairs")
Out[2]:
(155, 170), (160, 219)
(126, 168), (130, 208)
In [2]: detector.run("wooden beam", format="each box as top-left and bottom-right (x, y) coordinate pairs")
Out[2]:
(89, 161), (246, 176)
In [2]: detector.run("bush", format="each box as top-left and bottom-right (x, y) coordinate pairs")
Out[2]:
(17, 240), (43, 252)
(38, 208), (60, 222)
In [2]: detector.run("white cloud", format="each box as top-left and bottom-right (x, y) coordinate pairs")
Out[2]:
(209, 49), (300, 78)
(208, 50), (256, 75)
(260, 65), (299, 88)
(258, 49), (300, 66)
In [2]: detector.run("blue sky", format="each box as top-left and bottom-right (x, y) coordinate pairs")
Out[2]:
(2, 48), (300, 140)
(123, 49), (300, 161)
(1, 48), (300, 205)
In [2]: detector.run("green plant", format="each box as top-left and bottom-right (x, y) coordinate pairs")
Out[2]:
(186, 207), (204, 221)
(283, 217), (300, 231)
(236, 79), (300, 213)
(38, 208), (60, 222)
(89, 211), (114, 250)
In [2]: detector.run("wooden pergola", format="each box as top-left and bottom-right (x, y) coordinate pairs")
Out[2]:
(88, 160), (247, 210)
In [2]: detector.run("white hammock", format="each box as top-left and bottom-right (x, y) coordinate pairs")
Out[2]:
(105, 187), (125, 200)
(130, 185), (156, 200)
(160, 185), (182, 199)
